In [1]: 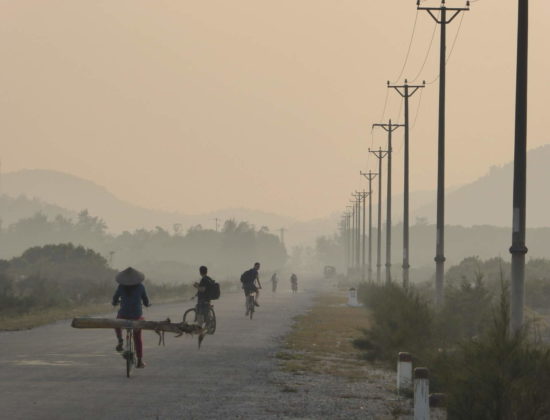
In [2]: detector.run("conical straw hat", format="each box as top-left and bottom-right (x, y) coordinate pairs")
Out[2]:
(115, 267), (145, 286)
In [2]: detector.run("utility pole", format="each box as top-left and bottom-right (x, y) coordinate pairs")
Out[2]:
(361, 170), (378, 282)
(418, 0), (470, 305)
(350, 196), (360, 272)
(347, 206), (353, 276)
(355, 190), (369, 282)
(373, 120), (404, 284)
(510, 0), (528, 333)
(278, 228), (286, 247)
(348, 203), (356, 273)
(341, 213), (349, 273)
(369, 147), (389, 283)
(388, 80), (425, 289)
(353, 193), (362, 270)
(213, 217), (220, 232)
(361, 190), (368, 282)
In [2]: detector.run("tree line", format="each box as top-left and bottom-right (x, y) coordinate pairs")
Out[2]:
(0, 211), (288, 283)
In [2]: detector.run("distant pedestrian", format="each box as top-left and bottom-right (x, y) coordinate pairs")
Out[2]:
(270, 272), (279, 293)
(290, 273), (298, 293)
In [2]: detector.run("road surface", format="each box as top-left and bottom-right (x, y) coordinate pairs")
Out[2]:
(0, 289), (313, 419)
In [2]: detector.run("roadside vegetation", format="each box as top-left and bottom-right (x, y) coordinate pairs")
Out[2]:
(0, 211), (287, 282)
(353, 258), (550, 419)
(0, 243), (195, 330)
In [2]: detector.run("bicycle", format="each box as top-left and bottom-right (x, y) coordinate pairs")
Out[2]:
(183, 301), (216, 335)
(122, 328), (136, 378)
(245, 291), (256, 319)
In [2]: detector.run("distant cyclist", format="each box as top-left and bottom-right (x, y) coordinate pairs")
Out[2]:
(241, 262), (262, 308)
(270, 272), (279, 293)
(112, 267), (150, 369)
(290, 273), (298, 293)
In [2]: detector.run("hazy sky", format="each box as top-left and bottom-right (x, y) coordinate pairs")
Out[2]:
(1, 1), (548, 221)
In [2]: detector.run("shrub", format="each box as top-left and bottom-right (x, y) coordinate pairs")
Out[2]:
(444, 287), (550, 419)
(354, 282), (433, 362)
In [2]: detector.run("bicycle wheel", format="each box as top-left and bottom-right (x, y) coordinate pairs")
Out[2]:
(207, 307), (216, 335)
(125, 330), (134, 378)
(248, 296), (254, 320)
(183, 308), (197, 324)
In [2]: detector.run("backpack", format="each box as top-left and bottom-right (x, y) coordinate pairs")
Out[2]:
(206, 277), (221, 300)
(240, 269), (256, 285)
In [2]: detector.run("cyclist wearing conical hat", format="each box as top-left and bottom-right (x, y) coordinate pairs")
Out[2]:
(112, 267), (150, 368)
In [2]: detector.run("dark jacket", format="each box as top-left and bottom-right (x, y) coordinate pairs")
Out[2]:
(112, 283), (150, 318)
(241, 268), (258, 286)
(197, 275), (213, 302)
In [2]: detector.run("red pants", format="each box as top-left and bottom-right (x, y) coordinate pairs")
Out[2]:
(114, 315), (144, 359)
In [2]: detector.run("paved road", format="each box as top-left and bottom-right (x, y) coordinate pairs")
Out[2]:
(0, 289), (313, 420)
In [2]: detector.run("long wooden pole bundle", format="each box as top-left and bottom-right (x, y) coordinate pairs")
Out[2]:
(71, 318), (203, 336)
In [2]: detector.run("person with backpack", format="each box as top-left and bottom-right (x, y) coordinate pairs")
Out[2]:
(241, 262), (262, 308)
(193, 265), (219, 325)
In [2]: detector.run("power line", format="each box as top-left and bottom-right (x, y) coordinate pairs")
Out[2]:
(392, 10), (420, 83)
(411, 88), (425, 130)
(380, 87), (390, 121)
(411, 18), (438, 82)
(426, 13), (466, 85)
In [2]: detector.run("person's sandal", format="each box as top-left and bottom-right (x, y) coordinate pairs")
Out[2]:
(136, 360), (146, 368)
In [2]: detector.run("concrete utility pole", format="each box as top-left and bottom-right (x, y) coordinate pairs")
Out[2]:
(278, 228), (286, 247)
(353, 192), (363, 270)
(346, 206), (353, 275)
(388, 80), (425, 289)
(355, 190), (369, 282)
(361, 170), (378, 282)
(418, 0), (470, 305)
(342, 213), (350, 273)
(510, 0), (528, 333)
(351, 195), (361, 270)
(369, 147), (389, 283)
(373, 120), (404, 284)
(349, 201), (357, 272)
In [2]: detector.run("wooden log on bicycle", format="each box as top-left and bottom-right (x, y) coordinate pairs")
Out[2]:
(71, 317), (203, 335)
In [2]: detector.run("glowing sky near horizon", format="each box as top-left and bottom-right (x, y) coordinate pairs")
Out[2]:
(1, 1), (548, 220)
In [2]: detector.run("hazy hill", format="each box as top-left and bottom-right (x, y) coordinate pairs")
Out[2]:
(1, 170), (301, 240)
(0, 195), (76, 228)
(413, 144), (550, 227)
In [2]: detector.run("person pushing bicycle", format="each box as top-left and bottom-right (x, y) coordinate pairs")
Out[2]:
(193, 265), (214, 325)
(241, 262), (262, 307)
(112, 267), (150, 369)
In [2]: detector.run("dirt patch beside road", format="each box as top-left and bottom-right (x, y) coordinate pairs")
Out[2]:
(271, 292), (414, 418)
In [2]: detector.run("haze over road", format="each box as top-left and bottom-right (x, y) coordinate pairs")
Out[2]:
(0, 289), (313, 420)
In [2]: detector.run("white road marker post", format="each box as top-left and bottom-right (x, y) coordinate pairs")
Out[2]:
(414, 367), (429, 420)
(397, 352), (413, 395)
(347, 287), (361, 307)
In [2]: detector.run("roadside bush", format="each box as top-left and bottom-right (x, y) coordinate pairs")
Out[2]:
(444, 288), (550, 419)
(354, 282), (433, 362)
(0, 244), (196, 319)
(355, 280), (550, 418)
(437, 273), (493, 343)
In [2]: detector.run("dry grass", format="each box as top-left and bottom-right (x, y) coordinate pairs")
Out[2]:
(0, 295), (191, 331)
(278, 292), (376, 379)
(0, 303), (113, 331)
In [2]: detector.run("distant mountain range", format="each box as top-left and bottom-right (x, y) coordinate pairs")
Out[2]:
(413, 144), (550, 227)
(2, 145), (550, 247)
(0, 169), (320, 245)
